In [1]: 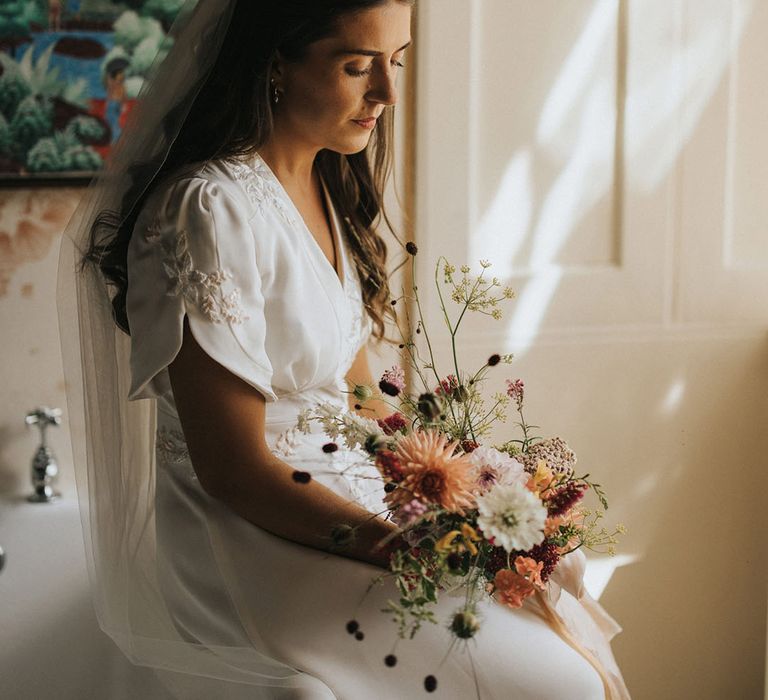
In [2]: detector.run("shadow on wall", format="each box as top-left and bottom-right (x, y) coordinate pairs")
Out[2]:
(470, 0), (753, 351)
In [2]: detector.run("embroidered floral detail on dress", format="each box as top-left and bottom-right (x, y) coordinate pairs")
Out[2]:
(159, 229), (249, 324)
(273, 426), (301, 458)
(156, 426), (198, 480)
(326, 449), (382, 514)
(144, 218), (162, 244)
(225, 156), (297, 227)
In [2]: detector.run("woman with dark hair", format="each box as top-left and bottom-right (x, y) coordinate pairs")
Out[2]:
(60, 1), (629, 697)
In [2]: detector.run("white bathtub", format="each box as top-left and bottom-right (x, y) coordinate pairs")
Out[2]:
(0, 494), (633, 700)
(0, 495), (173, 700)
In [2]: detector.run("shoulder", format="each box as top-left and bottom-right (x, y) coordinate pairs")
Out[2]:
(140, 159), (255, 226)
(139, 156), (297, 230)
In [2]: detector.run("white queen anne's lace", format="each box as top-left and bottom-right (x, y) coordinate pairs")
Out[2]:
(158, 228), (249, 324)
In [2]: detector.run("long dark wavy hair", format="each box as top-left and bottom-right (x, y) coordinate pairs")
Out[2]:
(81, 0), (413, 344)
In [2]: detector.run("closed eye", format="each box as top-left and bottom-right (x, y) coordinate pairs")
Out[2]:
(345, 59), (406, 77)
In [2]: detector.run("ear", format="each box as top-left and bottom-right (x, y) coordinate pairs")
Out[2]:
(271, 50), (287, 83)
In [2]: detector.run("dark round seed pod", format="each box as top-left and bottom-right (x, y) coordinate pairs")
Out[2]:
(405, 241), (418, 255)
(354, 630), (364, 641)
(488, 353), (501, 366)
(424, 675), (437, 692)
(291, 470), (311, 484)
(346, 620), (359, 634)
(384, 482), (397, 493)
(322, 442), (338, 453)
(384, 654), (397, 667)
(446, 552), (462, 570)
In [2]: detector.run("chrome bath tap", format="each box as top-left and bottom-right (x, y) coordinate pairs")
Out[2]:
(25, 407), (62, 503)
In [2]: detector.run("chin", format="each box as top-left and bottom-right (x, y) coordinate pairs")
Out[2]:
(342, 134), (374, 155)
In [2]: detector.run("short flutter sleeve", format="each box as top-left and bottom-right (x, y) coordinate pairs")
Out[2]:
(126, 175), (278, 403)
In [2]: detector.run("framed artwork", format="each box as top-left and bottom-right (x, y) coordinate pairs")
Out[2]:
(0, 0), (186, 184)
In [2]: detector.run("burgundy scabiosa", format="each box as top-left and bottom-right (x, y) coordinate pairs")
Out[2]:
(375, 449), (405, 482)
(545, 482), (588, 517)
(434, 374), (459, 398)
(379, 366), (406, 396)
(518, 541), (561, 583)
(377, 411), (408, 436)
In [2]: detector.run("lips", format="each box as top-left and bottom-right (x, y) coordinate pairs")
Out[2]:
(352, 117), (377, 129)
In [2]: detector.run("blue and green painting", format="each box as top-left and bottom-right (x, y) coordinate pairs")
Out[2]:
(0, 0), (185, 178)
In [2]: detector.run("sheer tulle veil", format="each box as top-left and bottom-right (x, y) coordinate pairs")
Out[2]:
(56, 0), (318, 692)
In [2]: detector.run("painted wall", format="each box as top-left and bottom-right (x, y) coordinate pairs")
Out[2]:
(0, 189), (80, 499)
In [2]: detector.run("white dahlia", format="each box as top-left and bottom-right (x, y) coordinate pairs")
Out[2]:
(476, 482), (547, 552)
(469, 446), (526, 493)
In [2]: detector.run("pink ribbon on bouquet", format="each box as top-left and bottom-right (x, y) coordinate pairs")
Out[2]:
(526, 549), (631, 700)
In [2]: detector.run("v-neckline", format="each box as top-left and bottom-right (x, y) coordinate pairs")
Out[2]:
(251, 152), (345, 291)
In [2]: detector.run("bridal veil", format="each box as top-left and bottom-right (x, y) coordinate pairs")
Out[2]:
(56, 0), (320, 692)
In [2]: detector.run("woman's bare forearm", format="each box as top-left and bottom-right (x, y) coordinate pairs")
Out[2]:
(200, 452), (399, 569)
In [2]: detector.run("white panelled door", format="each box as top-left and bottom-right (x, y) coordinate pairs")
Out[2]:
(413, 2), (768, 699)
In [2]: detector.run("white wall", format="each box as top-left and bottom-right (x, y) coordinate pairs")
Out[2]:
(414, 1), (767, 698)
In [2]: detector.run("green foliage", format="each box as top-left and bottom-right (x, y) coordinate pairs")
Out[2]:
(0, 1), (44, 39)
(130, 34), (162, 76)
(65, 115), (106, 142)
(62, 144), (102, 172)
(10, 94), (52, 158)
(0, 112), (12, 157)
(26, 135), (64, 172)
(141, 0), (184, 25)
(384, 549), (442, 639)
(27, 128), (102, 172)
(0, 44), (87, 108)
(113, 10), (164, 53)
(0, 72), (30, 120)
(123, 75), (144, 99)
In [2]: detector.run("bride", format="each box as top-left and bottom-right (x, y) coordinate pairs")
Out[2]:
(58, 0), (630, 698)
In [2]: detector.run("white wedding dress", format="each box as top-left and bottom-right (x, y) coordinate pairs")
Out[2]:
(125, 153), (630, 699)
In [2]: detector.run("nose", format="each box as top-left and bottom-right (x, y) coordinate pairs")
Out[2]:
(366, 64), (398, 107)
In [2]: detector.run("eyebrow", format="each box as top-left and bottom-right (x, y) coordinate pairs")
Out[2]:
(336, 41), (411, 57)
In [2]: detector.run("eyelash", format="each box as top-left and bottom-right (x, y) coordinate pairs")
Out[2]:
(346, 60), (406, 77)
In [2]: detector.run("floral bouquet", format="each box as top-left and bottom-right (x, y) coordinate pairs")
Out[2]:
(295, 247), (625, 695)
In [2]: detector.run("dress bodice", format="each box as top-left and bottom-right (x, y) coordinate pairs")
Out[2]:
(126, 153), (381, 511)
(126, 154), (372, 431)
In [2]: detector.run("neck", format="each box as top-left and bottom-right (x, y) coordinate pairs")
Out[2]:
(257, 127), (322, 193)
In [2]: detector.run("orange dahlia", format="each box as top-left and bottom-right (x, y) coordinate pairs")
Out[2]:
(386, 430), (476, 513)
